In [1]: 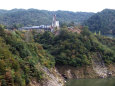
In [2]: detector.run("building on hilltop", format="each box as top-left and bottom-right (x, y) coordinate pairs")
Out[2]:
(19, 15), (59, 32)
(52, 15), (59, 30)
(19, 25), (52, 31)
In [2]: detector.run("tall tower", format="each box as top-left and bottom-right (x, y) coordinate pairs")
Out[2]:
(51, 15), (59, 32)
(52, 15), (56, 28)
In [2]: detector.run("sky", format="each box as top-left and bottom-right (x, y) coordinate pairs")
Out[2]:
(0, 0), (115, 12)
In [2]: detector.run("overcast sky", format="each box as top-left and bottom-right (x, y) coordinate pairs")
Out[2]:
(0, 0), (115, 12)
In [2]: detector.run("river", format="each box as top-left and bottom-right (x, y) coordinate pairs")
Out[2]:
(66, 78), (115, 86)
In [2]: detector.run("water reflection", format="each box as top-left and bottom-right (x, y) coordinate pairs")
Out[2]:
(66, 78), (115, 86)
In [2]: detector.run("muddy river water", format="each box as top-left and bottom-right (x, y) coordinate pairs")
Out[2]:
(66, 77), (115, 86)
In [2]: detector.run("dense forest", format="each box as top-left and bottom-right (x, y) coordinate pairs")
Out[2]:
(0, 9), (94, 28)
(34, 27), (115, 66)
(0, 24), (115, 85)
(84, 9), (115, 36)
(0, 25), (55, 86)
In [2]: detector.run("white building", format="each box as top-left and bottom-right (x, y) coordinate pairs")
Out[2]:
(52, 15), (59, 29)
(19, 15), (59, 32)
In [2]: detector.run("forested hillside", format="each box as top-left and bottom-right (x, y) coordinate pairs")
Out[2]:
(34, 27), (115, 66)
(0, 9), (94, 28)
(0, 25), (115, 85)
(0, 25), (55, 86)
(84, 9), (115, 36)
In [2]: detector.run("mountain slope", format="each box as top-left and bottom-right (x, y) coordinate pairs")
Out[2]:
(0, 9), (94, 27)
(34, 27), (115, 78)
(0, 25), (60, 86)
(34, 27), (115, 66)
(84, 9), (115, 35)
(0, 25), (115, 85)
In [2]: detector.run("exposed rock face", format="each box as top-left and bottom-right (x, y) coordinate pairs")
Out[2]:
(56, 65), (98, 79)
(29, 67), (65, 86)
(91, 52), (107, 78)
(107, 64), (115, 76)
(42, 67), (65, 86)
(66, 69), (73, 79)
(56, 53), (115, 79)
(29, 52), (115, 86)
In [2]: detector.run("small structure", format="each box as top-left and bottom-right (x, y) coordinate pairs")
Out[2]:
(19, 25), (52, 31)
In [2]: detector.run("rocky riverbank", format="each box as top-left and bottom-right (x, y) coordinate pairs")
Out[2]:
(29, 67), (65, 86)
